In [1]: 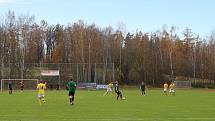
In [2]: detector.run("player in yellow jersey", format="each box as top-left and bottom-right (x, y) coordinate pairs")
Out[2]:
(163, 82), (168, 95)
(103, 81), (113, 96)
(37, 80), (46, 105)
(169, 82), (175, 96)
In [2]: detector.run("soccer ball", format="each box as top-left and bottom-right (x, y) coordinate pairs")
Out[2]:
(122, 97), (126, 100)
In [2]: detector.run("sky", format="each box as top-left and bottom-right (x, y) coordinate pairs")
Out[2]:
(0, 0), (215, 37)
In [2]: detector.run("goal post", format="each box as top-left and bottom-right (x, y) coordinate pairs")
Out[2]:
(1, 79), (39, 92)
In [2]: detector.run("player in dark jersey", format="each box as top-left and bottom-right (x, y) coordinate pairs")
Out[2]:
(140, 81), (146, 96)
(66, 79), (77, 105)
(20, 80), (24, 92)
(8, 81), (12, 95)
(114, 81), (123, 100)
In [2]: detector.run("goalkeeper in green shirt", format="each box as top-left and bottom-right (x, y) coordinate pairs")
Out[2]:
(66, 79), (77, 105)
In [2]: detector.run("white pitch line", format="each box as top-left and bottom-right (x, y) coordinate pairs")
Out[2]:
(1, 117), (215, 121)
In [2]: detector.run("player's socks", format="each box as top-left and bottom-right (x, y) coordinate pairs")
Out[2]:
(117, 91), (122, 100)
(69, 98), (72, 103)
(71, 102), (74, 105)
(72, 96), (74, 102)
(117, 93), (120, 100)
(39, 99), (42, 105)
(70, 97), (74, 105)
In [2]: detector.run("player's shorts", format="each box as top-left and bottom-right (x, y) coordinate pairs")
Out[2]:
(106, 88), (112, 92)
(164, 88), (167, 92)
(69, 91), (75, 97)
(9, 87), (12, 90)
(169, 89), (175, 93)
(38, 94), (45, 98)
(141, 88), (145, 91)
(20, 86), (24, 90)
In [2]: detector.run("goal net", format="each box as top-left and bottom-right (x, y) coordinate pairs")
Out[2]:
(174, 81), (191, 88)
(1, 79), (39, 92)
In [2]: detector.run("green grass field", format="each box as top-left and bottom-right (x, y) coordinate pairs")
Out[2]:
(0, 89), (215, 121)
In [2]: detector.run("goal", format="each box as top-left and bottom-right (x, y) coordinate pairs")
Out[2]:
(174, 81), (191, 88)
(1, 79), (39, 92)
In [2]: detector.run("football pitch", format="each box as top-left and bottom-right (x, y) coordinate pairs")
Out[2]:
(0, 89), (215, 121)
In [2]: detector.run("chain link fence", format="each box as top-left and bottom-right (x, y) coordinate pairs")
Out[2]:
(0, 63), (114, 90)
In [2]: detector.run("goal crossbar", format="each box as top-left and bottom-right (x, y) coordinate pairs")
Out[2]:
(1, 79), (39, 92)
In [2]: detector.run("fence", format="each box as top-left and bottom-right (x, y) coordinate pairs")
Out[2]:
(0, 63), (115, 89)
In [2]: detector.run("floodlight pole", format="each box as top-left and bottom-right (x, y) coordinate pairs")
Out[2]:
(88, 39), (91, 82)
(188, 38), (199, 82)
(94, 63), (97, 83)
(170, 33), (175, 80)
(116, 31), (122, 81)
(193, 45), (196, 81)
(120, 36), (122, 81)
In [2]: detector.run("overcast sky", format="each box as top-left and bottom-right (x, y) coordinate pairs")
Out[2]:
(1, 0), (215, 37)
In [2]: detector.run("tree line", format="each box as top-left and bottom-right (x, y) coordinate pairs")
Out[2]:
(0, 11), (215, 85)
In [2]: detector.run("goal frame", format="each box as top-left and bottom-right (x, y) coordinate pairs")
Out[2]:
(1, 79), (39, 92)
